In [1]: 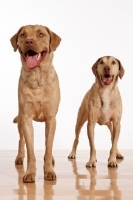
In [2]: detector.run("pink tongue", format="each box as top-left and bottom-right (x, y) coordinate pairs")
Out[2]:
(26, 54), (38, 68)
(103, 77), (112, 84)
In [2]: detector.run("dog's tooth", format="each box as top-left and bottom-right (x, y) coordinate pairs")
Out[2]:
(37, 53), (41, 60)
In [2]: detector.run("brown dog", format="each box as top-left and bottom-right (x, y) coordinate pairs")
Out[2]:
(68, 56), (124, 167)
(10, 25), (61, 182)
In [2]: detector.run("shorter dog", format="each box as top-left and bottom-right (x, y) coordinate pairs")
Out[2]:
(68, 56), (124, 167)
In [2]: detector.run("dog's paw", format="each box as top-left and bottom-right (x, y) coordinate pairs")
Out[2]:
(44, 171), (56, 181)
(86, 160), (96, 168)
(15, 157), (24, 165)
(116, 153), (124, 159)
(68, 152), (76, 159)
(108, 160), (117, 167)
(23, 172), (35, 183)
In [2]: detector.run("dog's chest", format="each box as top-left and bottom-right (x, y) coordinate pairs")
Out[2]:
(100, 89), (111, 123)
(32, 94), (55, 122)
(21, 84), (59, 122)
(95, 89), (118, 124)
(94, 89), (121, 125)
(95, 89), (120, 125)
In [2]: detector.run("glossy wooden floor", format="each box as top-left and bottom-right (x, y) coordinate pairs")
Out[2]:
(0, 150), (133, 200)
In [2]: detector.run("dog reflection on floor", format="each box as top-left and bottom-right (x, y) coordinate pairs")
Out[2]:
(15, 164), (55, 199)
(68, 158), (122, 198)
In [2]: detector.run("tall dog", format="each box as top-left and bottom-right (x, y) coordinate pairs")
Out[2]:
(68, 56), (124, 167)
(10, 25), (61, 182)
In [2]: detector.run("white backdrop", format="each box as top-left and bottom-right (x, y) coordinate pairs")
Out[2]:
(0, 0), (133, 150)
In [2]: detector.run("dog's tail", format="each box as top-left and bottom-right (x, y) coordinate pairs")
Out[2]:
(13, 116), (18, 123)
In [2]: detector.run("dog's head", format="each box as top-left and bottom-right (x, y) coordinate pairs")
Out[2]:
(92, 56), (124, 86)
(10, 25), (61, 69)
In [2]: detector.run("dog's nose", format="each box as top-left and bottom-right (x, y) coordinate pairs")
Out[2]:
(104, 66), (110, 72)
(25, 39), (34, 46)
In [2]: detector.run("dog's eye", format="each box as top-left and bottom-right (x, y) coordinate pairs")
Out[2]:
(112, 61), (116, 65)
(99, 60), (103, 64)
(21, 33), (25, 37)
(39, 33), (44, 37)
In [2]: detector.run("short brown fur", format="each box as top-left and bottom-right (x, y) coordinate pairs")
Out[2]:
(68, 56), (124, 168)
(10, 25), (61, 182)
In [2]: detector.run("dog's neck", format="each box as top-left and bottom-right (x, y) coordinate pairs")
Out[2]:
(96, 75), (119, 92)
(91, 78), (120, 111)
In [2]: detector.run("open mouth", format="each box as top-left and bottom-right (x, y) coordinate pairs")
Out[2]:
(101, 74), (114, 85)
(22, 50), (47, 68)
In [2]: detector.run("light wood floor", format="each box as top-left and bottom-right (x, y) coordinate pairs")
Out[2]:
(0, 150), (133, 200)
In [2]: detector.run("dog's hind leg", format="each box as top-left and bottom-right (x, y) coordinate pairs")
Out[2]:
(106, 122), (124, 159)
(68, 104), (87, 159)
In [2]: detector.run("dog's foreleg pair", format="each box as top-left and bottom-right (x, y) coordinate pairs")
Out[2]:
(68, 107), (123, 167)
(15, 116), (56, 182)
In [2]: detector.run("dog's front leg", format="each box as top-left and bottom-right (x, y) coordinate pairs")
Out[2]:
(108, 121), (121, 167)
(44, 116), (56, 181)
(18, 117), (36, 183)
(13, 116), (25, 165)
(15, 123), (25, 165)
(86, 121), (97, 168)
(107, 122), (124, 159)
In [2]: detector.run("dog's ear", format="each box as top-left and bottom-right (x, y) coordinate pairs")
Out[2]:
(117, 59), (125, 79)
(10, 27), (23, 52)
(46, 27), (61, 52)
(92, 58), (101, 77)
